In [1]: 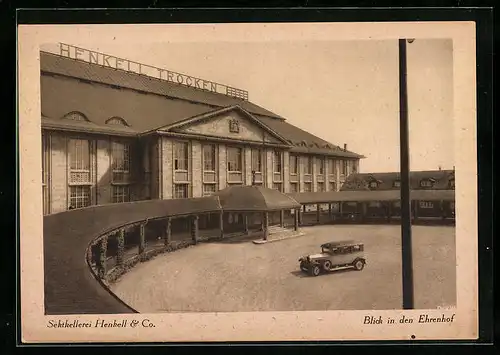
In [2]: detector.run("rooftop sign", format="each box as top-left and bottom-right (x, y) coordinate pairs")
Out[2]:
(58, 43), (249, 101)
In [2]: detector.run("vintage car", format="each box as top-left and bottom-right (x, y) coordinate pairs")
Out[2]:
(298, 240), (366, 276)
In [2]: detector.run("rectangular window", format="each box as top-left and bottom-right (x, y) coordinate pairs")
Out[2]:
(419, 201), (434, 209)
(174, 141), (189, 171)
(289, 182), (298, 193)
(317, 157), (325, 175)
(304, 182), (312, 192)
(174, 184), (189, 199)
(317, 182), (325, 192)
(340, 160), (348, 176)
(69, 185), (91, 209)
(203, 144), (216, 171)
(273, 182), (282, 192)
(68, 138), (93, 209)
(273, 150), (282, 173)
(328, 159), (335, 175)
(304, 156), (312, 174)
(227, 147), (242, 172)
(203, 184), (217, 196)
(251, 148), (262, 172)
(112, 185), (130, 203)
(393, 180), (401, 188)
(289, 155), (298, 174)
(329, 182), (336, 192)
(69, 139), (91, 181)
(111, 141), (131, 183)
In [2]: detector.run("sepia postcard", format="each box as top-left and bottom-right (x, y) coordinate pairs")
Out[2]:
(18, 21), (478, 343)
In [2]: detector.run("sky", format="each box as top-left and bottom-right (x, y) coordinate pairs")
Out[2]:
(41, 38), (454, 173)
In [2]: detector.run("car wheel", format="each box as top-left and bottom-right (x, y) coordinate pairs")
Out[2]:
(353, 259), (365, 271)
(311, 265), (321, 277)
(323, 260), (332, 271)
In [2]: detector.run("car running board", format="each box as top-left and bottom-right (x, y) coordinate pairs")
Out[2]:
(328, 265), (354, 271)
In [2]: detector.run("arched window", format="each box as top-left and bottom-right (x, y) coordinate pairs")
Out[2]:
(63, 111), (89, 122)
(105, 117), (129, 126)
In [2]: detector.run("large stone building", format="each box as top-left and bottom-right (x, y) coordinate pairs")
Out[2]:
(40, 47), (363, 215)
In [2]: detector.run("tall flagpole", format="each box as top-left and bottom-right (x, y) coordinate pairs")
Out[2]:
(399, 38), (414, 309)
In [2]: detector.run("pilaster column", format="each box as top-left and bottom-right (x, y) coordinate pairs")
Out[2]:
(244, 214), (249, 234)
(98, 237), (108, 279)
(164, 217), (172, 246)
(263, 212), (269, 240)
(116, 229), (125, 267)
(191, 215), (199, 244)
(361, 202), (367, 223)
(138, 223), (146, 258)
(219, 211), (224, 238)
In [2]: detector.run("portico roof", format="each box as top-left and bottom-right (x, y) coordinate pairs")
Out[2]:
(288, 189), (455, 204)
(214, 185), (301, 212)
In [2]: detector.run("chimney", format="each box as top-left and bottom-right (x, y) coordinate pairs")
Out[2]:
(438, 165), (442, 171)
(343, 143), (347, 152)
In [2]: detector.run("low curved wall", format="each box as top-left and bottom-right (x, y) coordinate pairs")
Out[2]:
(44, 192), (454, 315)
(44, 197), (221, 315)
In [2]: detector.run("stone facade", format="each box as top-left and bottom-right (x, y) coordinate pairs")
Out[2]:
(42, 128), (359, 215)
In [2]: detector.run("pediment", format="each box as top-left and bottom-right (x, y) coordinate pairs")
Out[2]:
(163, 106), (289, 145)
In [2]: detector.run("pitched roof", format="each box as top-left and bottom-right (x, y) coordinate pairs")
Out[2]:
(40, 51), (282, 119)
(154, 105), (291, 146)
(256, 115), (363, 158)
(40, 51), (363, 158)
(341, 170), (455, 191)
(214, 185), (301, 212)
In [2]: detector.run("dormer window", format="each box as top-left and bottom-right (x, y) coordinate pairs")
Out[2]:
(420, 178), (435, 188)
(63, 111), (89, 122)
(106, 117), (129, 126)
(393, 180), (401, 188)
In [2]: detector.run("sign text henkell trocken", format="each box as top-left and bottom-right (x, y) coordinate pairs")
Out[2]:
(58, 43), (249, 100)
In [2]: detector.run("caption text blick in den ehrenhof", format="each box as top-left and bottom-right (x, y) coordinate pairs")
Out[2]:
(363, 313), (456, 325)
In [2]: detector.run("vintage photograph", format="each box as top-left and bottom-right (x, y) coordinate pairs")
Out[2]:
(19, 22), (477, 342)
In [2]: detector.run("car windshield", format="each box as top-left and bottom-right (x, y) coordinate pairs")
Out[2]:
(322, 247), (331, 254)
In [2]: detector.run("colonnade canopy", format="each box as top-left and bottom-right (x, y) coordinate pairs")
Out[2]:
(287, 189), (455, 204)
(214, 185), (302, 212)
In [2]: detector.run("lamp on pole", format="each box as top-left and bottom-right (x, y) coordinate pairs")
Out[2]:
(399, 38), (414, 309)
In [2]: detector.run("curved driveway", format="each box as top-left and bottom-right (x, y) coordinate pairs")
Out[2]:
(111, 225), (456, 312)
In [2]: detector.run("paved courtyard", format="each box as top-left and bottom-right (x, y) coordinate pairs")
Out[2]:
(110, 224), (456, 312)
